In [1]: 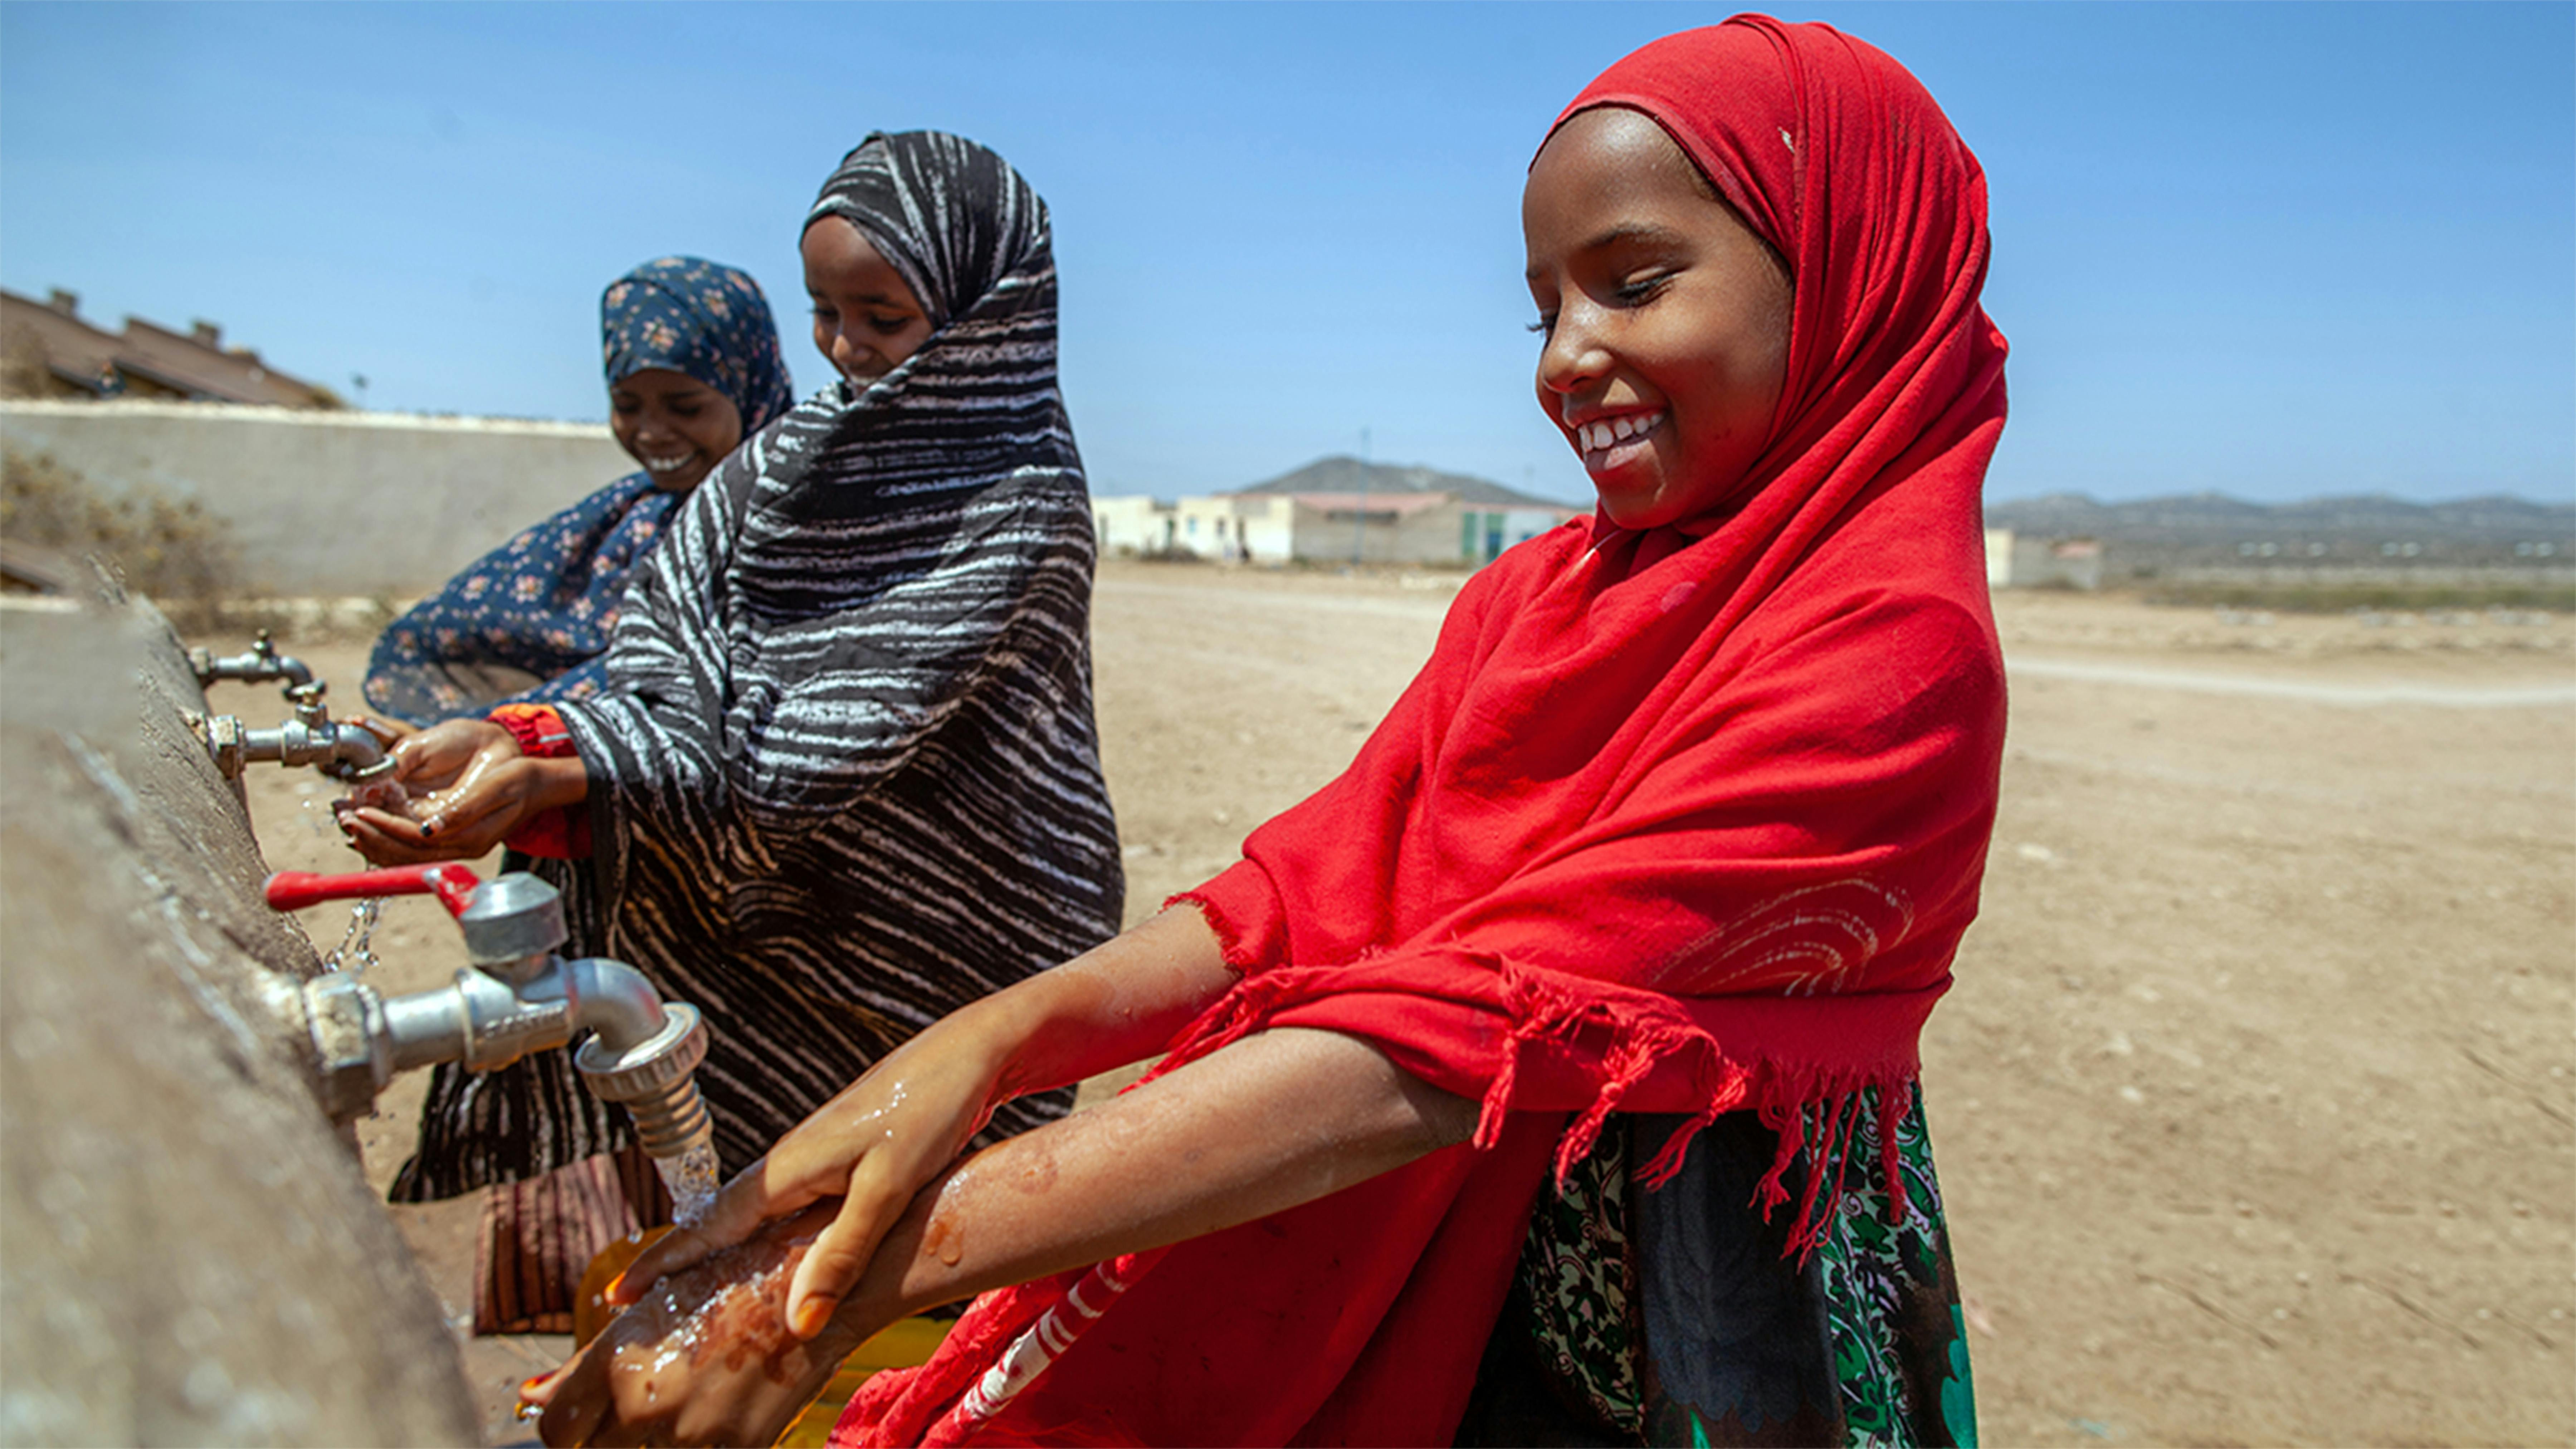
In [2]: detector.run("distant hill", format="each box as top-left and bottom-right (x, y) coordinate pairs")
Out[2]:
(1986, 491), (2575, 571)
(1233, 455), (1568, 509)
(1989, 491), (2571, 535)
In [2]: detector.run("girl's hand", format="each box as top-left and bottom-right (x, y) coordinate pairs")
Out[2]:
(609, 908), (1241, 1341)
(340, 712), (417, 748)
(337, 719), (584, 863)
(531, 1204), (863, 1448)
(604, 1009), (1017, 1340)
(386, 717), (514, 796)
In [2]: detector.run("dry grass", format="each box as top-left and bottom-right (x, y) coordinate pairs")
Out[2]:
(1, 446), (238, 628)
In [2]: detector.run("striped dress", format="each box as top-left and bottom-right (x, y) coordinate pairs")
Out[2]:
(391, 136), (1126, 1323)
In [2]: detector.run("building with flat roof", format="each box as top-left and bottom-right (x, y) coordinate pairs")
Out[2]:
(1096, 455), (1585, 567)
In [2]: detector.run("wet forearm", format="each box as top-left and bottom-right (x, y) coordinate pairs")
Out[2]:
(977, 905), (1244, 1101)
(840, 1026), (1478, 1330)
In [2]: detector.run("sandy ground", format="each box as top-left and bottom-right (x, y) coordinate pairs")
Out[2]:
(213, 563), (2576, 1447)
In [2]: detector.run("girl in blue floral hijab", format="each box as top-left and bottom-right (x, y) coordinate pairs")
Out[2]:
(362, 257), (794, 725)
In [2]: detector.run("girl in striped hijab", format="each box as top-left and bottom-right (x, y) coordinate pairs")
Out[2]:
(345, 132), (1124, 1336)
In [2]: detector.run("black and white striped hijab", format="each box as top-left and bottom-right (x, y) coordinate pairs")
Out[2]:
(397, 132), (1124, 1197)
(810, 129), (1044, 334)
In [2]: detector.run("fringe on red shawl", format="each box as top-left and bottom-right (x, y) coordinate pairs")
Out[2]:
(1154, 901), (1919, 1259)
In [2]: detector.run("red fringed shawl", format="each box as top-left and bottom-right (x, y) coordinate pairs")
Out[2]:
(840, 15), (2009, 1445)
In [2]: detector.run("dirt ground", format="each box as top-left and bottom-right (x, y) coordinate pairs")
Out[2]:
(210, 561), (2576, 1447)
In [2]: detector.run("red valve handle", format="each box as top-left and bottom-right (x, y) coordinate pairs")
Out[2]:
(264, 864), (483, 918)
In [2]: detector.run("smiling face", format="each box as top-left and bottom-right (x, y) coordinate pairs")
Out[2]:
(1524, 107), (1794, 530)
(608, 367), (744, 493)
(801, 216), (935, 385)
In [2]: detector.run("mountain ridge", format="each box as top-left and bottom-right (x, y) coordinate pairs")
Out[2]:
(1228, 455), (1571, 509)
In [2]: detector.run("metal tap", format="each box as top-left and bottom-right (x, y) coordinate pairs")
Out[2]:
(263, 864), (715, 1166)
(200, 680), (395, 784)
(189, 629), (316, 696)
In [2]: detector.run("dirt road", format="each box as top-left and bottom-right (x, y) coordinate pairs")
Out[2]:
(218, 567), (2575, 1446)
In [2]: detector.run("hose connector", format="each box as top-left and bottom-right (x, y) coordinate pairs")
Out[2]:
(577, 1003), (714, 1160)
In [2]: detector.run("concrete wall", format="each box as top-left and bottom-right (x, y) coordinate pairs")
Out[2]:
(2, 400), (631, 598)
(0, 586), (477, 1445)
(1986, 527), (2105, 590)
(1285, 499), (1473, 567)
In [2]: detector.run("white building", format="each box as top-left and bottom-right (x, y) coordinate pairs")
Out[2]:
(1984, 528), (2105, 590)
(1096, 458), (1586, 568)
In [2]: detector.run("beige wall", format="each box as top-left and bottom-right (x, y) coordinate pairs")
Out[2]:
(2, 400), (631, 598)
(1287, 500), (1469, 566)
(0, 591), (477, 1444)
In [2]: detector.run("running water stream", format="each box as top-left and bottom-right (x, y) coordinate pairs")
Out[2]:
(654, 1142), (724, 1229)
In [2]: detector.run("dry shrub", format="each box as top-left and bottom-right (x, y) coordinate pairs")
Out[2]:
(0, 325), (52, 399)
(2137, 578), (2576, 614)
(1, 446), (238, 628)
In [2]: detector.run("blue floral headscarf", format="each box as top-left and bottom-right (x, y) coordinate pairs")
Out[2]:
(361, 258), (794, 725)
(600, 256), (794, 433)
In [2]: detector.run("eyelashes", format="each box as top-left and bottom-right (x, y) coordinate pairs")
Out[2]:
(1617, 274), (1673, 304)
(1526, 272), (1675, 339)
(812, 306), (916, 337)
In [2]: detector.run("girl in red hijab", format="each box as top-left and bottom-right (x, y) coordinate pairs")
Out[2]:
(537, 15), (2005, 1446)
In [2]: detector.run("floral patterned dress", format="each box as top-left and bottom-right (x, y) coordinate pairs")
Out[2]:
(361, 473), (676, 725)
(1457, 1085), (1977, 1448)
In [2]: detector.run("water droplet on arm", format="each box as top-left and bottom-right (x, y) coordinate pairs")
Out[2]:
(922, 1215), (964, 1267)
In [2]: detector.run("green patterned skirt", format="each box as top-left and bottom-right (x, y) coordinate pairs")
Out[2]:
(1456, 1084), (1976, 1448)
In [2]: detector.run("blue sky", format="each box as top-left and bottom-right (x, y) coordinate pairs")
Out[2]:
(3, 2), (2568, 506)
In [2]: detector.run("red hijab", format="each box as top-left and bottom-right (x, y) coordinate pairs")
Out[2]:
(841, 16), (2008, 1444)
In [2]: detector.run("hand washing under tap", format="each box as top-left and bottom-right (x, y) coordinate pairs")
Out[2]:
(198, 678), (397, 784)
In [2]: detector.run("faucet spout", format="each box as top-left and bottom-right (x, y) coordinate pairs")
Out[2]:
(236, 717), (394, 781)
(265, 866), (717, 1165)
(204, 682), (394, 782)
(573, 989), (714, 1161)
(189, 629), (316, 695)
(567, 955), (668, 1051)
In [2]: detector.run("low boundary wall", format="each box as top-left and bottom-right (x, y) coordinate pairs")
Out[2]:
(2, 400), (631, 599)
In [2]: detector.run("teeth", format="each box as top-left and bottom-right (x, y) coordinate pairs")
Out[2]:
(1574, 412), (1664, 455)
(643, 453), (692, 471)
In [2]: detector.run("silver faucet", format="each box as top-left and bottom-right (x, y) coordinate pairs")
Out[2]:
(200, 680), (395, 784)
(264, 864), (716, 1166)
(189, 629), (316, 695)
